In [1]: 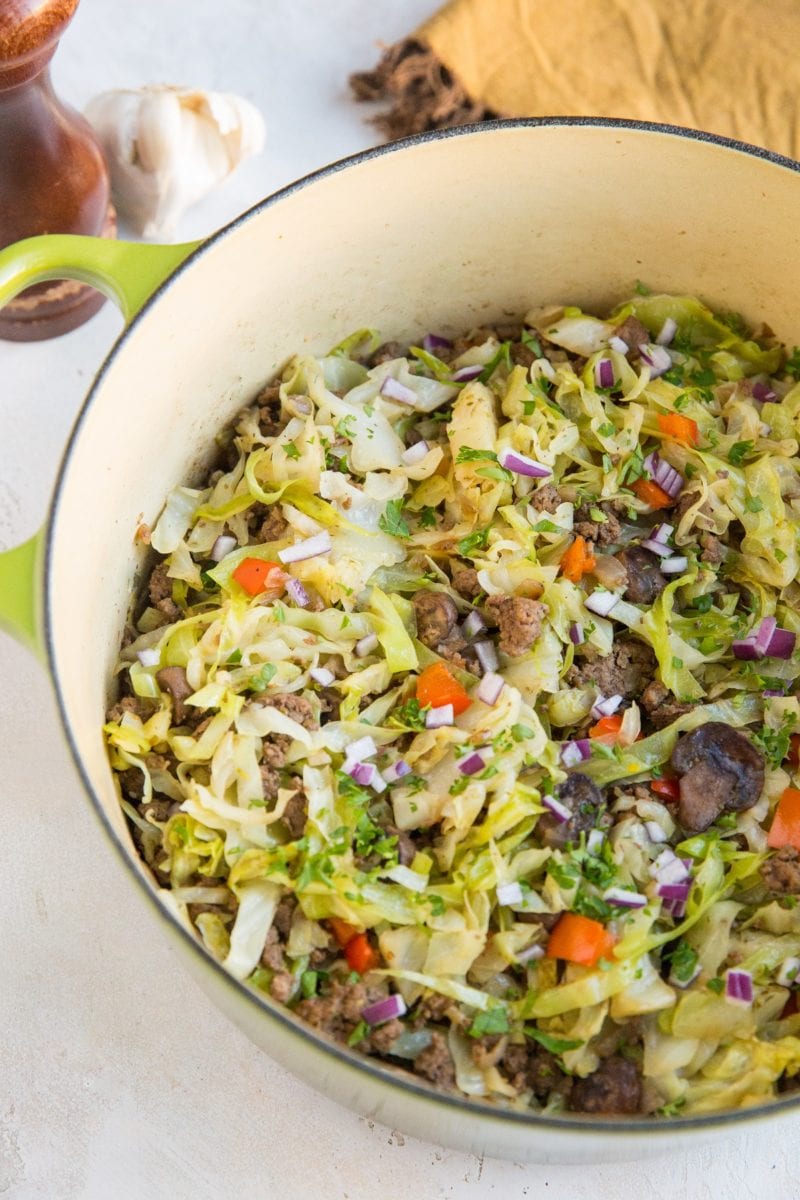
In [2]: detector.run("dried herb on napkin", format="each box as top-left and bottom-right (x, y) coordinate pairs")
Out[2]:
(351, 0), (800, 157)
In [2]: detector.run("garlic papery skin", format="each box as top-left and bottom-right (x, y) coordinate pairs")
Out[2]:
(85, 86), (266, 237)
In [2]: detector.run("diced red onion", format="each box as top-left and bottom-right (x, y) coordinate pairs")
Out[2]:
(463, 610), (487, 638)
(651, 848), (691, 886)
(423, 333), (453, 352)
(657, 881), (691, 902)
(355, 632), (379, 658)
(497, 881), (524, 906)
(474, 640), (499, 674)
(586, 829), (605, 855)
(595, 358), (614, 389)
(608, 335), (629, 354)
(560, 739), (591, 768)
(381, 376), (417, 406)
(763, 688), (787, 698)
(751, 381), (777, 403)
(450, 364), (483, 383)
(644, 452), (684, 498)
(661, 555), (688, 574)
(344, 735), (377, 764)
(640, 538), (673, 558)
(569, 622), (584, 645)
(655, 317), (678, 346)
(457, 749), (489, 776)
(516, 942), (546, 963)
(725, 968), (753, 1005)
(652, 523), (674, 543)
(644, 821), (669, 844)
(661, 896), (687, 920)
(383, 759), (412, 784)
(362, 993), (408, 1025)
(754, 616), (778, 656)
(477, 672), (505, 706)
(497, 447), (551, 479)
(603, 886), (648, 909)
(733, 617), (796, 661)
(638, 343), (672, 377)
(766, 626), (796, 659)
(732, 637), (760, 661)
(401, 440), (429, 465)
(285, 577), (311, 607)
(584, 589), (620, 618)
(347, 761), (376, 787)
(591, 692), (623, 720)
(655, 465), (684, 499)
(278, 531), (332, 564)
(385, 864), (427, 892)
(137, 647), (161, 668)
(371, 770), (387, 794)
(426, 703), (454, 728)
(210, 533), (237, 562)
(777, 956), (800, 986)
(310, 666), (335, 687)
(542, 792), (572, 822)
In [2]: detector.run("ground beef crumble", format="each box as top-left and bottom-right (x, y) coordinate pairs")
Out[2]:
(485, 594), (546, 657)
(573, 500), (625, 547)
(567, 638), (656, 700)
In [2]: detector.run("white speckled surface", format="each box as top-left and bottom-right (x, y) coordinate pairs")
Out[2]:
(1, 2), (798, 1196)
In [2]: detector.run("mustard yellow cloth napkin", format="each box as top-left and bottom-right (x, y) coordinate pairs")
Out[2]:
(406, 0), (799, 157)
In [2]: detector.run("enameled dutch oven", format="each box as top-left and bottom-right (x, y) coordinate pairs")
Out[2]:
(2, 120), (800, 1162)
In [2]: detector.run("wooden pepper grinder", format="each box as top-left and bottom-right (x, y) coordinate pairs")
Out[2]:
(0, 0), (116, 341)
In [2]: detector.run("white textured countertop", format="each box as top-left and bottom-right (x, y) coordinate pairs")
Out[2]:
(1, 2), (798, 1196)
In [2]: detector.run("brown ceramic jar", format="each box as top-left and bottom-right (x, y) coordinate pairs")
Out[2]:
(0, 0), (115, 340)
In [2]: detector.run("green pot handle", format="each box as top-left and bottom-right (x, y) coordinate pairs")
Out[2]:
(0, 233), (202, 657)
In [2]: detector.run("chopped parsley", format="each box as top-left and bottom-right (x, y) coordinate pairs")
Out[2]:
(389, 698), (427, 731)
(523, 1028), (583, 1054)
(246, 662), (277, 691)
(728, 440), (753, 466)
(520, 329), (542, 356)
(668, 941), (698, 984)
(379, 499), (411, 538)
(300, 970), (319, 998)
(457, 529), (490, 557)
(478, 342), (512, 383)
(744, 496), (764, 513)
(409, 345), (452, 381)
(418, 505), (437, 529)
(753, 714), (797, 770)
(283, 440), (301, 460)
(786, 347), (800, 379)
(706, 977), (725, 995)
(335, 414), (357, 439)
(347, 1019), (370, 1047)
(456, 446), (498, 464)
(468, 1006), (510, 1038)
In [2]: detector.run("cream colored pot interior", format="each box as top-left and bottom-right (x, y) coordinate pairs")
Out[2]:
(45, 122), (800, 1157)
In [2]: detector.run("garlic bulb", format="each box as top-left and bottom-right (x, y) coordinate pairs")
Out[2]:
(85, 86), (266, 237)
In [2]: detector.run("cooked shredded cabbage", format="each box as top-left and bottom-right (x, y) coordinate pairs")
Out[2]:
(106, 294), (800, 1120)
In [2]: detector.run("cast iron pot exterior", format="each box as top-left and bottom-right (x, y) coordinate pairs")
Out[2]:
(3, 120), (800, 1161)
